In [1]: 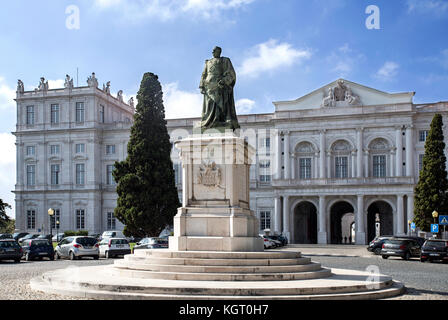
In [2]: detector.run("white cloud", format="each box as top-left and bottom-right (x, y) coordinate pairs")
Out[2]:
(91, 0), (255, 21)
(375, 61), (399, 81)
(235, 98), (255, 114)
(48, 79), (65, 90)
(407, 0), (448, 14)
(0, 133), (16, 219)
(238, 39), (312, 78)
(162, 82), (203, 119)
(0, 78), (16, 111)
(326, 44), (365, 78)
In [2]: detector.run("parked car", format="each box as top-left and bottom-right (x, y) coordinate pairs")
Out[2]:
(89, 233), (102, 242)
(420, 239), (448, 263)
(12, 232), (28, 241)
(21, 239), (55, 261)
(395, 236), (426, 247)
(266, 236), (282, 247)
(269, 235), (288, 246)
(0, 233), (13, 239)
(54, 236), (99, 260)
(367, 235), (394, 255)
(0, 239), (22, 263)
(381, 238), (422, 260)
(52, 233), (65, 243)
(99, 238), (131, 258)
(36, 234), (53, 241)
(18, 234), (40, 245)
(133, 238), (168, 251)
(101, 230), (126, 241)
(262, 237), (276, 249)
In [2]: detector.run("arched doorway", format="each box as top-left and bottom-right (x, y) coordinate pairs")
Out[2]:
(330, 201), (355, 244)
(367, 201), (394, 243)
(293, 202), (317, 244)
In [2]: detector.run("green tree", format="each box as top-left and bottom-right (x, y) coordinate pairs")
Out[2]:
(414, 114), (448, 231)
(113, 73), (180, 238)
(0, 199), (12, 232)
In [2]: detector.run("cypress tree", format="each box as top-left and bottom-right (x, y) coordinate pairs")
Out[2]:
(113, 73), (180, 237)
(0, 199), (11, 231)
(414, 114), (448, 231)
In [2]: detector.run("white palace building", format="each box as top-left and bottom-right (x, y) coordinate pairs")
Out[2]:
(13, 75), (448, 245)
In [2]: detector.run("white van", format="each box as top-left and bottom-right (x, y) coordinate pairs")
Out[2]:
(101, 230), (125, 240)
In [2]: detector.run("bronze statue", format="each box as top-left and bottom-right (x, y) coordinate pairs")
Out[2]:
(199, 46), (240, 132)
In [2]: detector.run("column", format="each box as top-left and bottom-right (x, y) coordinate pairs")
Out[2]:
(274, 196), (282, 234)
(351, 152), (356, 178)
(407, 194), (414, 234)
(357, 128), (363, 178)
(284, 131), (290, 180)
(319, 130), (326, 179)
(291, 156), (296, 180)
(314, 153), (319, 179)
(405, 125), (415, 177)
(396, 194), (405, 236)
(275, 130), (282, 180)
(318, 195), (327, 244)
(364, 150), (369, 178)
(356, 195), (366, 244)
(326, 152), (331, 178)
(390, 151), (395, 177)
(282, 195), (290, 241)
(396, 127), (403, 177)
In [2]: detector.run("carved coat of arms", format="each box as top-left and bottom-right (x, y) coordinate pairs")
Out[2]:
(197, 162), (222, 187)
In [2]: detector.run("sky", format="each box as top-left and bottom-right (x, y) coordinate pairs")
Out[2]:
(0, 0), (447, 218)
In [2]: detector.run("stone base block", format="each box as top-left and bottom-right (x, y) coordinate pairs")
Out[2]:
(169, 236), (264, 252)
(318, 232), (328, 244)
(355, 232), (366, 245)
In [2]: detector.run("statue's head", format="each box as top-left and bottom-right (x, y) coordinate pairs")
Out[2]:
(212, 46), (222, 58)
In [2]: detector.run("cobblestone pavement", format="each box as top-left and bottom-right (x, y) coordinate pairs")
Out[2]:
(1, 246), (446, 300)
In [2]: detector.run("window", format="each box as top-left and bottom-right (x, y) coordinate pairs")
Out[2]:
(174, 163), (181, 185)
(76, 164), (85, 185)
(75, 102), (85, 123)
(26, 165), (36, 186)
(259, 160), (271, 182)
(51, 164), (60, 185)
(51, 209), (61, 229)
(419, 130), (429, 142)
(299, 158), (312, 180)
(50, 145), (60, 155)
(100, 105), (105, 123)
(373, 155), (386, 178)
(260, 211), (271, 230)
(27, 210), (36, 229)
(335, 157), (348, 178)
(51, 104), (60, 124)
(260, 137), (271, 155)
(106, 165), (115, 185)
(75, 144), (85, 153)
(107, 212), (116, 230)
(419, 154), (424, 172)
(26, 106), (35, 125)
(106, 145), (115, 155)
(76, 209), (85, 229)
(26, 146), (35, 156)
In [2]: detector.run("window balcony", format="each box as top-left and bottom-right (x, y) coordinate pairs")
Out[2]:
(272, 176), (415, 187)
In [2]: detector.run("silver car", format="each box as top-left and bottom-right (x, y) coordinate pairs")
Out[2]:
(54, 236), (99, 260)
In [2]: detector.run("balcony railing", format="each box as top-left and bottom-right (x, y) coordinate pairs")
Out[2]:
(272, 176), (415, 187)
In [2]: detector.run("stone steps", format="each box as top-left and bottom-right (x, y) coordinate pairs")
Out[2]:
(132, 250), (301, 260)
(30, 266), (405, 300)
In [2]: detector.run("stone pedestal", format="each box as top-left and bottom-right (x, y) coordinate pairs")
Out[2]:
(169, 133), (264, 252)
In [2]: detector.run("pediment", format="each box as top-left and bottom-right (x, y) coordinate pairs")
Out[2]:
(273, 79), (415, 112)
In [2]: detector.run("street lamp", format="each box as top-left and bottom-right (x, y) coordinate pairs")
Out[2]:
(56, 220), (60, 242)
(432, 211), (439, 224)
(408, 220), (412, 235)
(48, 208), (54, 239)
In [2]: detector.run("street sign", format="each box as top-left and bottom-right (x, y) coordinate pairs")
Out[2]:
(439, 216), (448, 226)
(411, 222), (416, 231)
(431, 224), (439, 233)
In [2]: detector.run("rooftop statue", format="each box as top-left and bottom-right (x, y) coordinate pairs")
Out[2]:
(87, 72), (98, 88)
(199, 46), (240, 132)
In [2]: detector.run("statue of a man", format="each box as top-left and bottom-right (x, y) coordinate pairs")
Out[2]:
(199, 46), (240, 131)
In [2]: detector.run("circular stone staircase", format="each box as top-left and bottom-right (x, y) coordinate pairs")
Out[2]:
(31, 249), (405, 300)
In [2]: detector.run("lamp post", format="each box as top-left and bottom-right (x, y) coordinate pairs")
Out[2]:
(48, 208), (54, 239)
(432, 211), (439, 239)
(56, 220), (60, 242)
(408, 220), (412, 236)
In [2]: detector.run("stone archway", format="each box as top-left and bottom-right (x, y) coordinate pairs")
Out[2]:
(330, 201), (355, 244)
(367, 201), (394, 243)
(293, 201), (317, 244)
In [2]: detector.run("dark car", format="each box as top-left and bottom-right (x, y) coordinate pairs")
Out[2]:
(367, 235), (394, 255)
(395, 236), (426, 247)
(133, 238), (168, 251)
(21, 239), (55, 261)
(420, 239), (448, 263)
(18, 234), (40, 245)
(269, 235), (288, 246)
(36, 234), (53, 241)
(0, 239), (22, 263)
(12, 232), (28, 241)
(0, 233), (13, 239)
(381, 238), (422, 260)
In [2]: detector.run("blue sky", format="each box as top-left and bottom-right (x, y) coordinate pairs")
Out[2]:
(0, 0), (447, 217)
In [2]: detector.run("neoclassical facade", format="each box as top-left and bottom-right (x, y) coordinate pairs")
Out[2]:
(14, 77), (448, 245)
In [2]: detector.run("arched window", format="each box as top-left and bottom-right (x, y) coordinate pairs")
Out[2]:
(330, 140), (353, 179)
(369, 138), (391, 178)
(294, 142), (316, 180)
